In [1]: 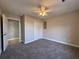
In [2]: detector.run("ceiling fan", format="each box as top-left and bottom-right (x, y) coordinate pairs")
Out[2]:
(32, 0), (65, 16)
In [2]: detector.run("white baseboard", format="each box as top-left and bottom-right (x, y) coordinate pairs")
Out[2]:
(8, 38), (19, 40)
(44, 38), (79, 48)
(24, 39), (40, 44)
(8, 38), (21, 42)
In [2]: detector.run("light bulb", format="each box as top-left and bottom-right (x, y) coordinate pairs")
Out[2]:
(40, 12), (42, 15)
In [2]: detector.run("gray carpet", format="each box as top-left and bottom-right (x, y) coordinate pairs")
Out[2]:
(0, 39), (79, 59)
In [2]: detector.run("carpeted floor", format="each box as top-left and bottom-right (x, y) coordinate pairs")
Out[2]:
(0, 39), (79, 59)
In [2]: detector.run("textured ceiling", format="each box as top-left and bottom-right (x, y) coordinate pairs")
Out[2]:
(0, 0), (79, 19)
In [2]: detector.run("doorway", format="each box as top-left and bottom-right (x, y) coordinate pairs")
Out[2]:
(8, 19), (20, 45)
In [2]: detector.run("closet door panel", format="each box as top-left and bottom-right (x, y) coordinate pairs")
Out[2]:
(34, 20), (43, 40)
(25, 16), (34, 43)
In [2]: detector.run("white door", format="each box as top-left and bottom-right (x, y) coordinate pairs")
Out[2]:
(25, 17), (34, 43)
(24, 16), (43, 44)
(34, 20), (43, 40)
(2, 14), (8, 51)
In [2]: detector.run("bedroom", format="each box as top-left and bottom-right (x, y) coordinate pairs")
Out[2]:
(0, 0), (79, 59)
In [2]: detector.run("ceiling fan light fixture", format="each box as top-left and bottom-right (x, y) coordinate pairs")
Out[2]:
(39, 6), (47, 16)
(41, 6), (46, 11)
(39, 11), (47, 16)
(43, 11), (47, 16)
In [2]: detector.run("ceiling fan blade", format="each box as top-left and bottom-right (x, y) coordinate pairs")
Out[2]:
(31, 7), (41, 12)
(33, 10), (41, 12)
(45, 7), (57, 12)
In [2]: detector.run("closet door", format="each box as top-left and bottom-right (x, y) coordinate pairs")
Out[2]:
(24, 16), (43, 44)
(34, 20), (43, 40)
(25, 17), (34, 43)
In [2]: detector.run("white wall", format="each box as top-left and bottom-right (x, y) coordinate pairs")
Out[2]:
(24, 15), (43, 44)
(44, 10), (79, 47)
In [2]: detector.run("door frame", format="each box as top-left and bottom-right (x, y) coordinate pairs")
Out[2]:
(8, 18), (21, 42)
